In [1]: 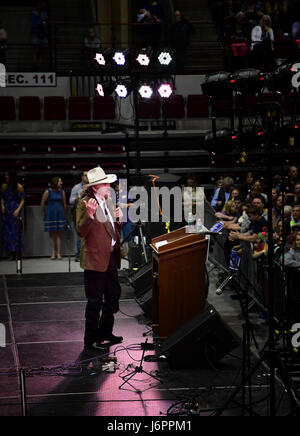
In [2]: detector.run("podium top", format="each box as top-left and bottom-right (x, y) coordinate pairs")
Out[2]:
(151, 227), (207, 256)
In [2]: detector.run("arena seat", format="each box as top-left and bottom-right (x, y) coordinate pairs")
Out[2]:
(22, 161), (50, 172)
(68, 97), (91, 120)
(76, 144), (100, 154)
(138, 97), (161, 119)
(162, 95), (185, 119)
(23, 144), (50, 154)
(101, 162), (125, 171)
(50, 144), (76, 154)
(0, 96), (16, 120)
(100, 144), (125, 154)
(93, 96), (116, 120)
(212, 98), (233, 117)
(19, 97), (41, 121)
(187, 95), (210, 118)
(44, 97), (67, 120)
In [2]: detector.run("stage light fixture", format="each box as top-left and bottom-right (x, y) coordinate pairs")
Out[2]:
(202, 71), (233, 98)
(157, 49), (174, 66)
(267, 62), (296, 94)
(204, 128), (238, 155)
(139, 84), (154, 99)
(115, 81), (132, 99)
(94, 49), (112, 67)
(95, 81), (115, 97)
(136, 47), (153, 67)
(231, 69), (266, 95)
(157, 82), (173, 99)
(112, 49), (130, 67)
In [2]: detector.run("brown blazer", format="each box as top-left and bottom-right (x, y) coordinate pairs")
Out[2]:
(76, 195), (122, 272)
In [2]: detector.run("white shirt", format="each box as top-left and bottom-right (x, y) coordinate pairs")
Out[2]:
(95, 194), (116, 247)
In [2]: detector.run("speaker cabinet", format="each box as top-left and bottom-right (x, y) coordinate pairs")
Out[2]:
(130, 262), (152, 297)
(161, 304), (240, 369)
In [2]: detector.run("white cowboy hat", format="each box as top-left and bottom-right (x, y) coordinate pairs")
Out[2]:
(85, 166), (117, 187)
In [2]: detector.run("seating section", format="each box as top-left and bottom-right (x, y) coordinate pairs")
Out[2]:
(0, 93), (298, 124)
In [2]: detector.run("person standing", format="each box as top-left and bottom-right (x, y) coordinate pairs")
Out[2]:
(169, 10), (195, 73)
(76, 167), (123, 353)
(0, 27), (8, 67)
(70, 171), (88, 262)
(1, 170), (25, 260)
(41, 177), (66, 260)
(31, 1), (49, 70)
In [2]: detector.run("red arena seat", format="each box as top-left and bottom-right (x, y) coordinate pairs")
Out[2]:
(100, 144), (125, 154)
(19, 97), (41, 120)
(93, 96), (116, 120)
(162, 95), (185, 119)
(44, 97), (67, 120)
(0, 96), (16, 120)
(138, 97), (161, 119)
(187, 95), (210, 118)
(68, 97), (91, 120)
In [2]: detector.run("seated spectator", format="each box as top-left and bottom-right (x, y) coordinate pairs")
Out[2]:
(222, 188), (241, 214)
(0, 27), (8, 67)
(169, 10), (195, 73)
(138, 1), (165, 50)
(141, 1), (165, 22)
(285, 166), (299, 205)
(272, 194), (283, 228)
(265, 0), (289, 33)
(211, 177), (234, 212)
(31, 1), (49, 70)
(241, 171), (255, 198)
(285, 231), (300, 268)
(248, 180), (268, 203)
(251, 15), (275, 69)
(272, 174), (282, 192)
(272, 188), (278, 207)
(294, 182), (300, 206)
(291, 205), (300, 231)
(83, 27), (101, 66)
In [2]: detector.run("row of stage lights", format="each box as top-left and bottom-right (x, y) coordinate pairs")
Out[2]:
(94, 47), (175, 100)
(94, 47), (174, 70)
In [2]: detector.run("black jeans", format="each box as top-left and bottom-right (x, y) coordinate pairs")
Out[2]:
(84, 252), (122, 347)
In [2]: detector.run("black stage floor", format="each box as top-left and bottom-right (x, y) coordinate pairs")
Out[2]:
(0, 272), (292, 417)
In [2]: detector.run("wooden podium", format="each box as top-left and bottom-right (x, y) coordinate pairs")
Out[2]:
(150, 227), (208, 338)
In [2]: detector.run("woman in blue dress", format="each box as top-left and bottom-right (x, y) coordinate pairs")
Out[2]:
(1, 170), (25, 260)
(41, 177), (66, 260)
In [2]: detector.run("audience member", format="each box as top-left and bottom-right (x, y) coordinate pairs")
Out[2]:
(70, 171), (88, 262)
(41, 177), (66, 260)
(138, 1), (165, 50)
(211, 177), (234, 211)
(241, 172), (255, 198)
(0, 170), (24, 260)
(0, 27), (8, 67)
(285, 231), (300, 268)
(290, 0), (300, 40)
(31, 1), (49, 70)
(83, 27), (101, 67)
(251, 15), (275, 69)
(222, 188), (241, 214)
(285, 166), (299, 205)
(169, 10), (195, 72)
(182, 174), (205, 218)
(293, 182), (300, 206)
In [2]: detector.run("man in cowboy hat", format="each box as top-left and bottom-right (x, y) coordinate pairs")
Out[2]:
(76, 166), (123, 353)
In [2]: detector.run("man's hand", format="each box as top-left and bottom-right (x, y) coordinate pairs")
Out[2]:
(115, 207), (123, 222)
(83, 198), (98, 220)
(229, 231), (241, 241)
(13, 209), (19, 218)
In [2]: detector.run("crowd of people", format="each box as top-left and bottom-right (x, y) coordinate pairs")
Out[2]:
(210, 167), (300, 274)
(211, 0), (300, 70)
